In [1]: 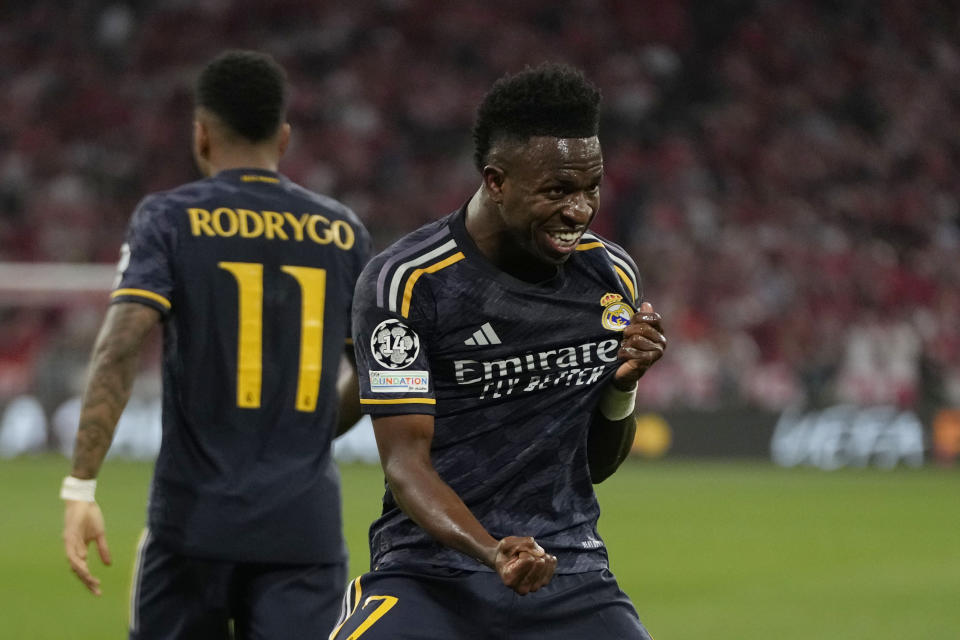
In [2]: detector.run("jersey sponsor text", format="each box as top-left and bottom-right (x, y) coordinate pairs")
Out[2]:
(453, 337), (618, 399)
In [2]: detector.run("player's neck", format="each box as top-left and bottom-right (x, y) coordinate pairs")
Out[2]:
(465, 190), (559, 283)
(205, 146), (281, 175)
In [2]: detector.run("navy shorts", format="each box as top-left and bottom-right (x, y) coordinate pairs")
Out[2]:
(329, 566), (652, 640)
(128, 529), (347, 640)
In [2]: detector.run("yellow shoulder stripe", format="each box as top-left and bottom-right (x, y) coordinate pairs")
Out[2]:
(111, 288), (172, 309)
(577, 241), (637, 303)
(401, 252), (465, 318)
(360, 398), (437, 405)
(614, 266), (636, 302)
(576, 241), (604, 251)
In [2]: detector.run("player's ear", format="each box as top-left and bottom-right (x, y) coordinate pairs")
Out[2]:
(192, 117), (214, 176)
(482, 165), (506, 202)
(277, 122), (291, 158)
(193, 118), (210, 161)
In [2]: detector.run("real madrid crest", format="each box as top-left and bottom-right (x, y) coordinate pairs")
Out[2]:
(600, 292), (633, 331)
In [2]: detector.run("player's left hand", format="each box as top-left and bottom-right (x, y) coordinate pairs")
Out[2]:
(63, 500), (112, 596)
(613, 301), (666, 390)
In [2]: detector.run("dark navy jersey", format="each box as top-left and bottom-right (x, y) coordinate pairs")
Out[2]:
(352, 206), (641, 574)
(113, 168), (371, 564)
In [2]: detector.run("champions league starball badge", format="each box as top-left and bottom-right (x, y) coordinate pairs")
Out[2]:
(371, 319), (420, 369)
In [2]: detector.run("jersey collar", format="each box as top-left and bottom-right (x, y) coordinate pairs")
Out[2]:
(213, 168), (285, 185)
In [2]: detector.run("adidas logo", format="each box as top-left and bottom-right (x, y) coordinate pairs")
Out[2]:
(464, 322), (501, 346)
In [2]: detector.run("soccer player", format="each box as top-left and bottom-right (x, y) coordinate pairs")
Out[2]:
(334, 64), (666, 639)
(60, 50), (371, 639)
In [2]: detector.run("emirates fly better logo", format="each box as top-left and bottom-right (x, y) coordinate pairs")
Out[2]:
(370, 319), (420, 369)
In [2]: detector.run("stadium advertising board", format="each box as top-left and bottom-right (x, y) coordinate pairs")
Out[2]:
(0, 394), (947, 469)
(631, 404), (931, 469)
(770, 404), (925, 470)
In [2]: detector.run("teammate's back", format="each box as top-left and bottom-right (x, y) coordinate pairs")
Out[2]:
(115, 167), (370, 562)
(62, 50), (370, 639)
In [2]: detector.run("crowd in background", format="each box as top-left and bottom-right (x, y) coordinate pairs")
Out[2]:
(1, 0), (959, 423)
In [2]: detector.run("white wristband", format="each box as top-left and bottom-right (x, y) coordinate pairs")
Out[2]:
(599, 384), (637, 421)
(60, 476), (97, 502)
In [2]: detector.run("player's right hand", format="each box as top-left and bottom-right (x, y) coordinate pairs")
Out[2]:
(613, 301), (666, 389)
(63, 500), (112, 596)
(494, 536), (557, 595)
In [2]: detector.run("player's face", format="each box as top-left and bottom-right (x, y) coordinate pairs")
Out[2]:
(496, 136), (603, 266)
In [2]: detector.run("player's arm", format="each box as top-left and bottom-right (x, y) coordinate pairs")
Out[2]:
(62, 301), (161, 595)
(373, 413), (557, 594)
(588, 302), (666, 483)
(335, 344), (360, 437)
(588, 414), (637, 484)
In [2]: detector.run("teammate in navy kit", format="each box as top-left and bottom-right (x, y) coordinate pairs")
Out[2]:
(334, 64), (666, 639)
(60, 50), (371, 639)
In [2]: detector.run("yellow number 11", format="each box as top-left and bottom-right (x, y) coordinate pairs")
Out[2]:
(218, 262), (327, 412)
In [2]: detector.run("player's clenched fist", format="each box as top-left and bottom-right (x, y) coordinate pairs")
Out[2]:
(494, 536), (558, 595)
(614, 301), (666, 389)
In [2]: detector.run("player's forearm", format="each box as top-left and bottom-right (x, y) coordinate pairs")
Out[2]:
(335, 351), (361, 437)
(384, 458), (500, 568)
(587, 411), (636, 484)
(71, 357), (138, 479)
(71, 304), (158, 479)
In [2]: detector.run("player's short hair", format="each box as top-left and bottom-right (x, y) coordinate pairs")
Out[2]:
(195, 50), (287, 143)
(472, 63), (601, 171)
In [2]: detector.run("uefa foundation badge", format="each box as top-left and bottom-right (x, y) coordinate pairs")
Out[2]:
(600, 292), (633, 331)
(371, 318), (420, 369)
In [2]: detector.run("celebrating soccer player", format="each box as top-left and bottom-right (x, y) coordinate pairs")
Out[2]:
(60, 50), (371, 639)
(334, 63), (666, 639)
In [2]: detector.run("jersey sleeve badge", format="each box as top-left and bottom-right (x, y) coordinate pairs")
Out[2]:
(370, 318), (421, 369)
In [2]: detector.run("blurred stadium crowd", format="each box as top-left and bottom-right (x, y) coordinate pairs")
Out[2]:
(1, 0), (959, 426)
